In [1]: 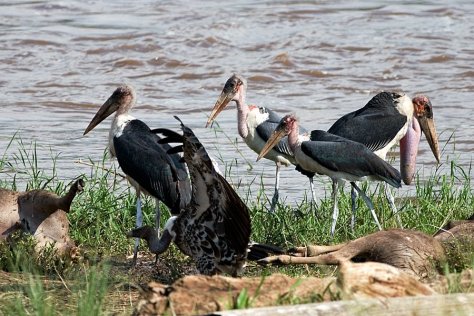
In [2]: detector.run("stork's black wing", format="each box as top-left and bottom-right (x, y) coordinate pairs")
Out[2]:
(255, 107), (294, 158)
(113, 119), (191, 214)
(257, 107), (313, 177)
(326, 92), (407, 152)
(302, 130), (401, 188)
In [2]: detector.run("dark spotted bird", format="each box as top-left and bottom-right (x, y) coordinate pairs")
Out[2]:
(206, 74), (316, 212)
(83, 86), (191, 264)
(326, 92), (440, 228)
(258, 114), (402, 236)
(128, 117), (251, 276)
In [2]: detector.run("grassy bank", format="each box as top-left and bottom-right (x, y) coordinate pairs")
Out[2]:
(0, 139), (472, 315)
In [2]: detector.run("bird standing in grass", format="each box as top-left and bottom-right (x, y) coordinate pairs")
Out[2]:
(83, 86), (191, 265)
(206, 74), (316, 213)
(326, 92), (440, 229)
(258, 114), (402, 236)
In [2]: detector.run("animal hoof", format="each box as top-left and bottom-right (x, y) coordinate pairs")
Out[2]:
(257, 256), (283, 266)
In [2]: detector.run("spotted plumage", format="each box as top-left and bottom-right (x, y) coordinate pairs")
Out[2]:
(129, 117), (251, 276)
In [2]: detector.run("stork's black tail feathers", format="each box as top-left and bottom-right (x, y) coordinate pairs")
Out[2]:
(247, 242), (286, 261)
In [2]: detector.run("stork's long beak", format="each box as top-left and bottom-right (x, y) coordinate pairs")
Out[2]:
(417, 115), (440, 164)
(205, 88), (235, 128)
(257, 126), (287, 162)
(83, 97), (119, 135)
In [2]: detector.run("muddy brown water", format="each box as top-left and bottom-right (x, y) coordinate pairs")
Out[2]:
(1, 1), (473, 205)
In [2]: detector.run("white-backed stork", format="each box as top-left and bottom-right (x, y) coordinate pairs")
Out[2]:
(258, 114), (402, 236)
(128, 117), (251, 276)
(83, 85), (191, 264)
(326, 92), (440, 228)
(206, 74), (315, 212)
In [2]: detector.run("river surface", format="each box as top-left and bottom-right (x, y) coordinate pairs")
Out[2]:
(0, 0), (473, 205)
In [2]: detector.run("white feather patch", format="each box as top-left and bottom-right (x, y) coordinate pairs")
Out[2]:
(108, 113), (135, 157)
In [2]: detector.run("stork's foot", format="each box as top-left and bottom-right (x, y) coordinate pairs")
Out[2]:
(391, 203), (404, 228)
(130, 235), (141, 267)
(269, 191), (279, 213)
(394, 214), (403, 228)
(132, 252), (138, 267)
(307, 200), (320, 219)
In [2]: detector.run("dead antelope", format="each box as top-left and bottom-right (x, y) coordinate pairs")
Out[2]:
(0, 179), (84, 256)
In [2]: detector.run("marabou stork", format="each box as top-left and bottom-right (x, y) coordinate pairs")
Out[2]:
(83, 85), (191, 264)
(326, 92), (440, 229)
(258, 114), (402, 236)
(128, 117), (251, 276)
(206, 74), (315, 212)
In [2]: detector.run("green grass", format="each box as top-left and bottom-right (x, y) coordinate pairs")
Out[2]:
(0, 137), (472, 314)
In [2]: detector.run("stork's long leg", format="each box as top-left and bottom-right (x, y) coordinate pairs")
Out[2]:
(269, 162), (281, 212)
(385, 183), (403, 228)
(350, 186), (358, 232)
(155, 200), (161, 238)
(132, 192), (143, 266)
(350, 182), (382, 231)
(308, 176), (317, 215)
(154, 199), (162, 264)
(330, 179), (340, 237)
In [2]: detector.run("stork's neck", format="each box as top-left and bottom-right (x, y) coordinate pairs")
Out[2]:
(109, 112), (135, 157)
(396, 94), (415, 120)
(235, 88), (249, 138)
(288, 123), (301, 153)
(111, 95), (136, 135)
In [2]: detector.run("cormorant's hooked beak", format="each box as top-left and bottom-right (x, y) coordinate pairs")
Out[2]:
(205, 85), (236, 128)
(416, 104), (440, 164)
(83, 96), (119, 136)
(257, 123), (288, 162)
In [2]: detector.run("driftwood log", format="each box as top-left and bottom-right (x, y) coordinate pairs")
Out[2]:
(0, 179), (84, 256)
(217, 292), (474, 316)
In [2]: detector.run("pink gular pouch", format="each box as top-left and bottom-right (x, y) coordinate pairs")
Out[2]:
(400, 118), (421, 185)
